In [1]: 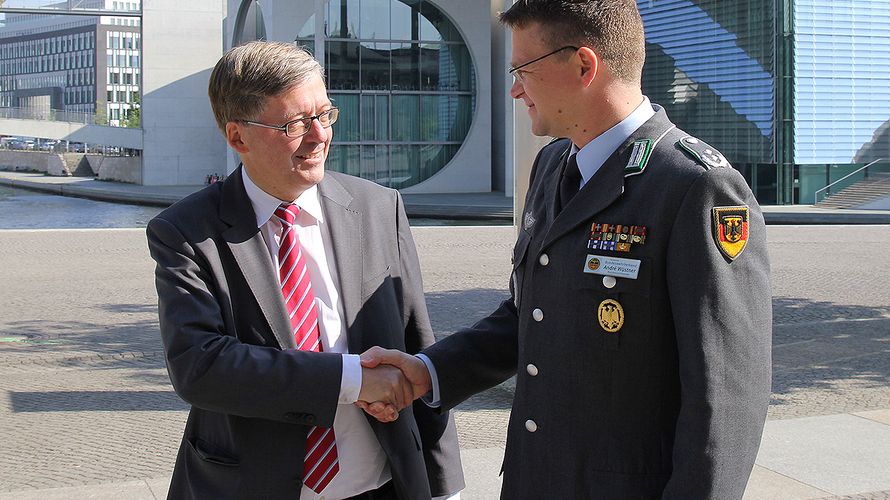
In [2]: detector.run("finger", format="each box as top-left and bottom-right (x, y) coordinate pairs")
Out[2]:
(359, 346), (385, 368)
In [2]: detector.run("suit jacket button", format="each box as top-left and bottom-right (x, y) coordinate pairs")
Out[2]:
(532, 308), (544, 322)
(538, 254), (550, 266)
(526, 364), (539, 376)
(525, 419), (538, 432)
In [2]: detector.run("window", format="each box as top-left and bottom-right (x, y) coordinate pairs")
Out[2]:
(293, 0), (475, 188)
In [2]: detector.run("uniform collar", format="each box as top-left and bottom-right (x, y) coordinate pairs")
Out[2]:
(241, 167), (324, 228)
(571, 96), (656, 185)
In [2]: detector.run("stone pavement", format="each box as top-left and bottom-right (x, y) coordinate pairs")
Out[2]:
(1, 226), (889, 498)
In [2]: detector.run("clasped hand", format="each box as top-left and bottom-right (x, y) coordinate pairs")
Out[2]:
(355, 347), (432, 423)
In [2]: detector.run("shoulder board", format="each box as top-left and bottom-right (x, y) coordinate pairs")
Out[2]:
(677, 136), (730, 170)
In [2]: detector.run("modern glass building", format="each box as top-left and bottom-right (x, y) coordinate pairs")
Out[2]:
(0, 0), (142, 127)
(639, 0), (890, 204)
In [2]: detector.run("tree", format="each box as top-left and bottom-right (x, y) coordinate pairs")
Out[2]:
(124, 93), (141, 128)
(93, 101), (108, 125)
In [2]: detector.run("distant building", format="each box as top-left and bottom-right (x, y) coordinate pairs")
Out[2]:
(0, 0), (141, 127)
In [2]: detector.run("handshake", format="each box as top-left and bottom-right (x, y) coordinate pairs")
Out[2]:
(355, 346), (432, 423)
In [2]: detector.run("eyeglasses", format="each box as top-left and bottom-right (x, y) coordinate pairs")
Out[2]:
(241, 107), (340, 138)
(508, 46), (578, 83)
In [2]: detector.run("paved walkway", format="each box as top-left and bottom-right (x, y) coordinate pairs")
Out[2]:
(0, 175), (889, 498)
(3, 170), (890, 224)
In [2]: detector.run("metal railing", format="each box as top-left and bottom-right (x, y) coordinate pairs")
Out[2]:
(0, 106), (96, 124)
(814, 158), (887, 203)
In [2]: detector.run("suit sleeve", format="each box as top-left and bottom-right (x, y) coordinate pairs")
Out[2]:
(662, 167), (772, 499)
(394, 192), (466, 496)
(146, 217), (342, 427)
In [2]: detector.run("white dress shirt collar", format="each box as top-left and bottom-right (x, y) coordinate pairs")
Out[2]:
(240, 166), (324, 227)
(571, 96), (656, 186)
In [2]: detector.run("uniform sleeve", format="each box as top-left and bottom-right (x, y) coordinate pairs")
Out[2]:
(393, 192), (466, 496)
(662, 167), (772, 499)
(146, 217), (343, 426)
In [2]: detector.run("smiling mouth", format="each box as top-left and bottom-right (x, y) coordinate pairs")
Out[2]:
(296, 151), (324, 160)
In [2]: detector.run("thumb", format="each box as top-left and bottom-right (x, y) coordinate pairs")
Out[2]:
(360, 346), (385, 368)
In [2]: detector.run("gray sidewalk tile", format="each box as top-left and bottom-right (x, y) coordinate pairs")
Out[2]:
(756, 414), (890, 496)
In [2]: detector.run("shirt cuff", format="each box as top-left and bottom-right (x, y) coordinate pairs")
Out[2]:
(339, 353), (362, 404)
(433, 492), (461, 500)
(415, 353), (441, 408)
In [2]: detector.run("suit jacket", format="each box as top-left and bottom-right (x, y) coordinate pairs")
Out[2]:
(147, 168), (464, 500)
(424, 108), (772, 499)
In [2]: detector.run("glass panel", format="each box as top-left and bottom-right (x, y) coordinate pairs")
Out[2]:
(360, 42), (391, 91)
(360, 0), (390, 40)
(376, 94), (389, 139)
(391, 42), (420, 91)
(296, 14), (316, 40)
(327, 145), (361, 177)
(326, 41), (360, 91)
(391, 0), (421, 41)
(327, 0), (360, 39)
(419, 1), (460, 42)
(361, 94), (376, 141)
(330, 93), (359, 141)
(391, 95), (420, 141)
(360, 145), (378, 180)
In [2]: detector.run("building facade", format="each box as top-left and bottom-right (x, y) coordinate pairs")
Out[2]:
(0, 0), (141, 127)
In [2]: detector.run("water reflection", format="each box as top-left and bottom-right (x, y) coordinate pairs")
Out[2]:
(0, 186), (508, 229)
(0, 186), (163, 229)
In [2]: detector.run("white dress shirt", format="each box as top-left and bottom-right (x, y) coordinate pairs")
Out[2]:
(241, 169), (391, 500)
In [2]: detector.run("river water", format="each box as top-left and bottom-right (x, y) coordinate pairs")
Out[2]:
(0, 186), (503, 229)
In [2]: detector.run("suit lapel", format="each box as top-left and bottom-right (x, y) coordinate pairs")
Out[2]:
(220, 168), (296, 350)
(318, 174), (363, 355)
(541, 109), (676, 249)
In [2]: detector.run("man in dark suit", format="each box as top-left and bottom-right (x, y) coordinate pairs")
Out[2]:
(147, 41), (463, 500)
(362, 1), (772, 498)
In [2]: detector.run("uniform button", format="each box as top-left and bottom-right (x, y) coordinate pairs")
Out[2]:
(526, 364), (539, 376)
(538, 253), (549, 266)
(532, 308), (544, 322)
(525, 419), (538, 432)
(602, 276), (617, 289)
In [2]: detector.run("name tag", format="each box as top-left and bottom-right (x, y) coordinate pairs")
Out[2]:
(583, 254), (641, 280)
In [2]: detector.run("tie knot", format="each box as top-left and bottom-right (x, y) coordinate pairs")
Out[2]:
(275, 203), (299, 226)
(564, 154), (581, 181)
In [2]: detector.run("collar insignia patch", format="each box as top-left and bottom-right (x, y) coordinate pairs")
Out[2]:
(712, 206), (749, 260)
(588, 223), (647, 252)
(624, 139), (653, 175)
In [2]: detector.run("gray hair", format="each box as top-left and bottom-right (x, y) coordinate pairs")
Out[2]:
(208, 41), (324, 132)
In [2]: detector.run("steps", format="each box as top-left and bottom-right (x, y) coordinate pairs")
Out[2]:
(816, 172), (890, 209)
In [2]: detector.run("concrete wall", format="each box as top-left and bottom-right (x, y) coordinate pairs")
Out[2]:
(141, 0), (227, 186)
(0, 151), (70, 176)
(96, 156), (143, 184)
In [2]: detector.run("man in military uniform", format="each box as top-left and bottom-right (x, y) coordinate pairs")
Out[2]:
(359, 1), (772, 498)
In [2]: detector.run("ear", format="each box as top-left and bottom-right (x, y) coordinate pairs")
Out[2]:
(577, 46), (599, 87)
(225, 121), (250, 154)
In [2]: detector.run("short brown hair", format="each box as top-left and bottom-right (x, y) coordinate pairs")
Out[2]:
(208, 41), (324, 132)
(499, 0), (645, 83)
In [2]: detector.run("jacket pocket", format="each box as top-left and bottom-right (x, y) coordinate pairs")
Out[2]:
(181, 437), (241, 498)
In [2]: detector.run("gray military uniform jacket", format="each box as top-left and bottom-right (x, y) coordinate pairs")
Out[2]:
(424, 108), (772, 499)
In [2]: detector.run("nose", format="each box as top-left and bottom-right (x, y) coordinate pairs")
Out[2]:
(304, 115), (329, 142)
(509, 78), (524, 99)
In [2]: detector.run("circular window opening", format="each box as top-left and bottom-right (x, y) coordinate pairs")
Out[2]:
(296, 0), (475, 189)
(233, 0), (267, 46)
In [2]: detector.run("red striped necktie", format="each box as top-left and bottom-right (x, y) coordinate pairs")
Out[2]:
(275, 203), (339, 493)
